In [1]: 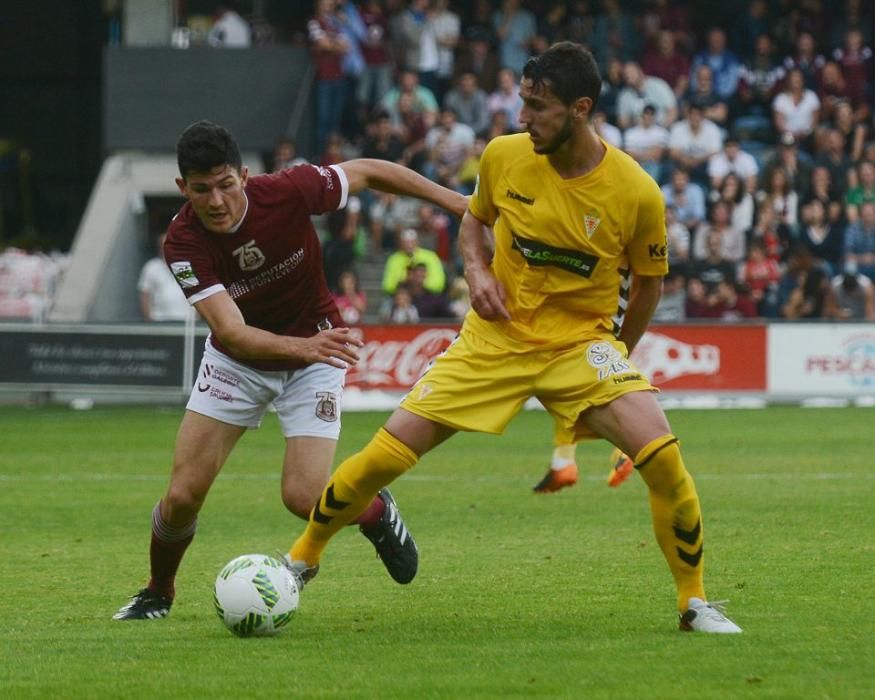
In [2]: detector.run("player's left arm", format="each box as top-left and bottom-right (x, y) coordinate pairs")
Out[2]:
(617, 274), (662, 354)
(622, 175), (668, 354)
(338, 159), (468, 218)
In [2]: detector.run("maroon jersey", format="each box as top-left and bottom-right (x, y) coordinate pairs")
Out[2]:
(164, 164), (347, 371)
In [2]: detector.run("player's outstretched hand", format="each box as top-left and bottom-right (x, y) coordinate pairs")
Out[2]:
(297, 328), (363, 368)
(466, 267), (511, 321)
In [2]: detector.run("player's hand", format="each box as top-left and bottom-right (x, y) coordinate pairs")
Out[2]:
(297, 328), (363, 369)
(466, 267), (511, 321)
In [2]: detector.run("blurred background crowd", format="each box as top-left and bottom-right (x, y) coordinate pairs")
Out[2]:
(2, 0), (874, 324)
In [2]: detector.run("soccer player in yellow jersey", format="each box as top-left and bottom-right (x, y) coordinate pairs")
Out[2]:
(289, 42), (741, 633)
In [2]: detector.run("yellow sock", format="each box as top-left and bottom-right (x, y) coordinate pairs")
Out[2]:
(552, 443), (577, 466)
(290, 428), (418, 566)
(634, 435), (706, 612)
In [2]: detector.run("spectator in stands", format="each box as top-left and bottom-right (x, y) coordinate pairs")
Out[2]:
(591, 0), (639, 69)
(730, 0), (770, 61)
(682, 64), (729, 128)
(405, 262), (452, 319)
(591, 110), (622, 149)
(750, 202), (790, 263)
(454, 136), (486, 196)
(668, 102), (723, 185)
(816, 61), (856, 126)
(616, 62), (677, 130)
(308, 0), (350, 155)
(271, 138), (308, 171)
(446, 276), (470, 320)
(691, 28), (742, 102)
(443, 72), (490, 138)
(709, 279), (758, 320)
(596, 56), (625, 125)
(564, 0), (595, 48)
(207, 5), (251, 48)
(423, 107), (475, 190)
(361, 109), (405, 164)
(692, 201), (746, 264)
(357, 0), (393, 114)
(764, 131), (813, 197)
(712, 172), (756, 235)
(382, 282), (420, 323)
(382, 227), (445, 295)
(781, 31), (826, 89)
(642, 29), (691, 99)
(804, 165), (844, 225)
(780, 244), (832, 319)
(397, 0), (439, 95)
(845, 161), (875, 223)
(369, 192), (421, 253)
(415, 203), (453, 262)
(431, 0), (460, 104)
(336, 1), (367, 139)
(708, 136), (760, 193)
(771, 67), (821, 148)
(532, 2), (568, 56)
(831, 28), (873, 121)
(483, 109), (513, 142)
(687, 228), (739, 296)
(832, 99), (867, 164)
(652, 268), (686, 322)
(138, 233), (190, 322)
(622, 104), (668, 183)
(843, 201), (875, 279)
(487, 68), (524, 132)
(332, 269), (367, 325)
(322, 192), (362, 291)
(661, 166), (706, 233)
(381, 69), (439, 132)
(684, 276), (710, 318)
(735, 33), (784, 141)
(815, 128), (853, 199)
(831, 260), (875, 320)
(739, 239), (782, 316)
(664, 204), (690, 270)
(492, 0), (536, 76)
(798, 198), (844, 275)
(757, 165), (800, 232)
(454, 30), (500, 93)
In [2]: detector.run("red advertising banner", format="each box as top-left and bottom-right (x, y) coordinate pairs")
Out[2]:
(346, 324), (768, 392)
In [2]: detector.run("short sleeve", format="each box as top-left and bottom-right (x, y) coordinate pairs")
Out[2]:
(279, 164), (348, 216)
(626, 177), (669, 276)
(467, 138), (501, 226)
(163, 224), (224, 305)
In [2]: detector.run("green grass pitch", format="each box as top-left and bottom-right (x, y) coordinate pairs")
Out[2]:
(1, 404), (873, 699)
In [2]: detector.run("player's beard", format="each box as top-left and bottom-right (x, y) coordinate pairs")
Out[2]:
(534, 115), (574, 155)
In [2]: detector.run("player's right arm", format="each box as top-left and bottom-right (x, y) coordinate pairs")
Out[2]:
(194, 291), (361, 369)
(459, 212), (510, 321)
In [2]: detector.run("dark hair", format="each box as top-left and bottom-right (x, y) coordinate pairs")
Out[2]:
(522, 41), (601, 108)
(176, 120), (242, 179)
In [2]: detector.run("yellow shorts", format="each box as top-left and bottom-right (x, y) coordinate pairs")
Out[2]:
(400, 328), (656, 443)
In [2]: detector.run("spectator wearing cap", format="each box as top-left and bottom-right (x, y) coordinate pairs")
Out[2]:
(708, 136), (759, 193)
(616, 62), (677, 130)
(668, 101), (723, 185)
(382, 228), (446, 295)
(622, 104), (669, 183)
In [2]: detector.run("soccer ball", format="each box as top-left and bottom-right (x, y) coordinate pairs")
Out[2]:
(214, 554), (300, 637)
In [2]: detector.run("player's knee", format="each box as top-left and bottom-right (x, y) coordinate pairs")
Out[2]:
(281, 484), (320, 520)
(164, 482), (207, 519)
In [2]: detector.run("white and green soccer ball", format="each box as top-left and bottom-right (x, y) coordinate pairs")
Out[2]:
(214, 554), (300, 637)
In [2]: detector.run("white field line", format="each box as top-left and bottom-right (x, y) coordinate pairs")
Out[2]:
(0, 471), (871, 483)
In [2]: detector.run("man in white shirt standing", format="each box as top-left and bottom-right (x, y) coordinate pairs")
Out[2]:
(137, 233), (191, 322)
(623, 104), (669, 183)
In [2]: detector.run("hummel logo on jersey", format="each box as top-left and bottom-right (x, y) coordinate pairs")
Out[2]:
(506, 189), (535, 205)
(233, 240), (266, 271)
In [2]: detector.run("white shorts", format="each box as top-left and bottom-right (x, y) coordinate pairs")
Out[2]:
(186, 343), (345, 439)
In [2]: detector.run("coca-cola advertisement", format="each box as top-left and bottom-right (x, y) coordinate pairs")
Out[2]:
(345, 324), (768, 392)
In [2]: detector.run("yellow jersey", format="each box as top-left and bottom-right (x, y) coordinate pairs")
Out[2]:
(466, 132), (667, 351)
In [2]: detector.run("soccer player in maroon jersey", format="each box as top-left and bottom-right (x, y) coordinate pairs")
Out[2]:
(114, 121), (467, 620)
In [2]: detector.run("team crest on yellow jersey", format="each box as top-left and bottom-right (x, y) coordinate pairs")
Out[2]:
(583, 212), (601, 238)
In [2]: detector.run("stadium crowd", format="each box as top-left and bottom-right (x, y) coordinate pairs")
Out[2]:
(297, 0), (875, 323)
